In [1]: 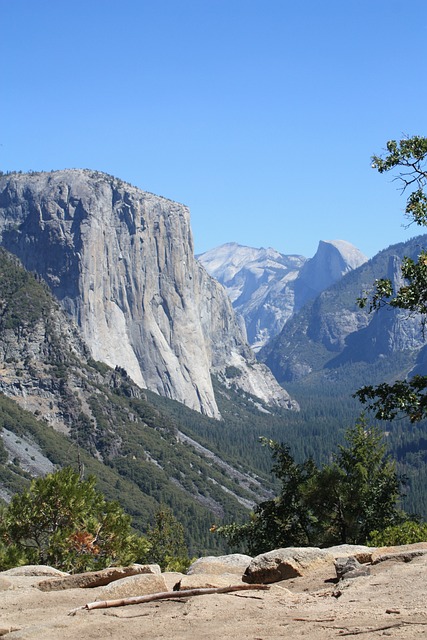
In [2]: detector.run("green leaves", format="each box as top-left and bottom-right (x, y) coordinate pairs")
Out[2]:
(356, 135), (427, 423)
(371, 136), (427, 225)
(355, 376), (427, 422)
(372, 136), (427, 175)
(216, 420), (403, 552)
(303, 419), (401, 545)
(146, 506), (190, 572)
(216, 438), (319, 555)
(368, 519), (427, 546)
(406, 189), (427, 225)
(0, 467), (148, 572)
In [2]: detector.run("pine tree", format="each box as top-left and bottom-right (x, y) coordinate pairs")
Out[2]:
(0, 467), (148, 572)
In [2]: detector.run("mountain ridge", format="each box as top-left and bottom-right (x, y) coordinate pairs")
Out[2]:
(0, 169), (297, 417)
(260, 234), (427, 382)
(198, 239), (367, 351)
(0, 247), (282, 550)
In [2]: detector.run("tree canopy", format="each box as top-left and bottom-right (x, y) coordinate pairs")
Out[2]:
(0, 467), (149, 572)
(215, 420), (404, 555)
(356, 136), (427, 422)
(146, 505), (190, 572)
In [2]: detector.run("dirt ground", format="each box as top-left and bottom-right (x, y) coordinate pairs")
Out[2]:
(1, 555), (426, 639)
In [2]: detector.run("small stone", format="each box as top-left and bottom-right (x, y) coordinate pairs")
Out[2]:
(0, 578), (13, 591)
(335, 556), (370, 580)
(386, 608), (400, 614)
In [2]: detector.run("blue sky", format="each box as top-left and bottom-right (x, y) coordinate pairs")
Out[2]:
(2, 0), (427, 258)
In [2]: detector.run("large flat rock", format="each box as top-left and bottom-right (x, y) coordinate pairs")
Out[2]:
(2, 565), (69, 577)
(187, 554), (252, 575)
(179, 573), (245, 590)
(244, 547), (335, 584)
(38, 564), (160, 591)
(97, 573), (168, 599)
(326, 544), (374, 563)
(371, 542), (427, 564)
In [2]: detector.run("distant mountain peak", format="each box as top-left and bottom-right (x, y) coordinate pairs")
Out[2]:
(198, 240), (367, 351)
(318, 239), (368, 269)
(297, 240), (368, 297)
(260, 234), (427, 384)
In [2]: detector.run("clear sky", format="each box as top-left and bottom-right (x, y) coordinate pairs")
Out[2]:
(2, 0), (427, 259)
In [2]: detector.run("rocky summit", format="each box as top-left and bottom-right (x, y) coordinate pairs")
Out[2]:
(260, 235), (427, 384)
(198, 240), (367, 351)
(0, 170), (297, 418)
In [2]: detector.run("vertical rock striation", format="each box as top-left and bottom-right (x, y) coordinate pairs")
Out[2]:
(0, 170), (297, 417)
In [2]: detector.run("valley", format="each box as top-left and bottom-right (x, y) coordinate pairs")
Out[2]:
(0, 169), (426, 558)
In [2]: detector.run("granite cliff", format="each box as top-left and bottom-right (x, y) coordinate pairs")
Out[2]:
(0, 170), (297, 417)
(0, 248), (275, 539)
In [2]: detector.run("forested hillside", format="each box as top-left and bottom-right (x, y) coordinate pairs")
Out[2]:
(252, 235), (427, 518)
(0, 249), (268, 554)
(1, 245), (426, 558)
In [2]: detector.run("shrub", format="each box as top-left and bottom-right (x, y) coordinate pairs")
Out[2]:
(146, 506), (190, 572)
(368, 520), (427, 546)
(216, 419), (406, 553)
(0, 467), (149, 572)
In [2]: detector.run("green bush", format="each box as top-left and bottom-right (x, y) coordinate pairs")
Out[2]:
(368, 520), (427, 546)
(0, 467), (149, 572)
(146, 506), (190, 572)
(216, 419), (406, 554)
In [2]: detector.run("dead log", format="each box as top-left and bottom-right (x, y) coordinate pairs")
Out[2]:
(69, 583), (269, 615)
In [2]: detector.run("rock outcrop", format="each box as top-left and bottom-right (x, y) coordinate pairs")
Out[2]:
(0, 170), (297, 418)
(37, 565), (160, 591)
(2, 549), (427, 640)
(243, 547), (335, 583)
(334, 556), (370, 580)
(371, 542), (427, 564)
(294, 240), (368, 306)
(198, 243), (306, 351)
(187, 554), (252, 576)
(98, 573), (168, 599)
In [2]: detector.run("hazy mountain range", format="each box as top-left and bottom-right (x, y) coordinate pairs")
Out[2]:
(259, 234), (427, 382)
(198, 240), (367, 351)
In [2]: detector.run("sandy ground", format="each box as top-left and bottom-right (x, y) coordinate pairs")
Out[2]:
(1, 556), (426, 639)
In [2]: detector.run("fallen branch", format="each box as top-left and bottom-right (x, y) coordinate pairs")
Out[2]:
(338, 620), (427, 636)
(102, 612), (151, 618)
(293, 618), (335, 623)
(69, 584), (269, 615)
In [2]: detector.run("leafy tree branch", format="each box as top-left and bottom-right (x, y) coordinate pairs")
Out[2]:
(356, 136), (427, 421)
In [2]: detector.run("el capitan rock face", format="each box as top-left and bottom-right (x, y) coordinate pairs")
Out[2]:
(0, 170), (297, 417)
